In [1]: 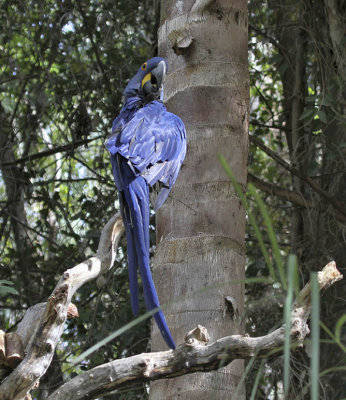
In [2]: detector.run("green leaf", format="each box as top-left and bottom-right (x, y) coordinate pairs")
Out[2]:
(335, 314), (346, 344)
(321, 95), (333, 107)
(0, 280), (15, 285)
(269, 54), (283, 64)
(299, 108), (317, 121)
(305, 95), (318, 103)
(278, 62), (289, 76)
(0, 285), (19, 297)
(317, 110), (328, 123)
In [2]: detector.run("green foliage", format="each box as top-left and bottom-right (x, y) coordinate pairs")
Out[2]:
(0, 0), (157, 397)
(247, 0), (346, 398)
(221, 154), (345, 399)
(1, 0), (344, 398)
(0, 280), (19, 297)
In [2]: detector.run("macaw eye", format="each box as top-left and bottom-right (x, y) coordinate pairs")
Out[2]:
(141, 62), (147, 71)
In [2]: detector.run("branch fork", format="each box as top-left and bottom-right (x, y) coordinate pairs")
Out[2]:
(46, 263), (341, 400)
(0, 213), (124, 400)
(0, 207), (342, 400)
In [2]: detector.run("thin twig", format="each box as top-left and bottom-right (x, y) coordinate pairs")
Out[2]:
(249, 135), (346, 217)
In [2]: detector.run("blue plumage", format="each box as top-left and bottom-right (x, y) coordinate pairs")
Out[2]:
(106, 58), (186, 349)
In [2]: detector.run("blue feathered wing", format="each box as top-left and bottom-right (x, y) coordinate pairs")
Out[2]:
(106, 100), (186, 349)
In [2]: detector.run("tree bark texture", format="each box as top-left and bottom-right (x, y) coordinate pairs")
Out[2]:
(151, 1), (249, 399)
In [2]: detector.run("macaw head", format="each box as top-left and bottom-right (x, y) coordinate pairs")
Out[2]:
(124, 57), (168, 101)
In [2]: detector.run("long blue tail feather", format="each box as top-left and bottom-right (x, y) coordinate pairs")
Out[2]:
(122, 207), (140, 316)
(116, 156), (175, 349)
(127, 176), (175, 349)
(111, 168), (140, 316)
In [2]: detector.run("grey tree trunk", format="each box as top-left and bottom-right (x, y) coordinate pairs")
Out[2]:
(277, 23), (307, 257)
(151, 1), (249, 399)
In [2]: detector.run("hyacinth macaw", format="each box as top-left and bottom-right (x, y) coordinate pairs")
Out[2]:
(106, 57), (186, 349)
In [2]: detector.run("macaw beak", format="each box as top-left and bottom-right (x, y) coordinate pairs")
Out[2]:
(151, 60), (166, 90)
(142, 61), (166, 97)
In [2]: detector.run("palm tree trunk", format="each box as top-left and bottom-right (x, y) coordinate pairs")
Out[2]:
(151, 1), (249, 398)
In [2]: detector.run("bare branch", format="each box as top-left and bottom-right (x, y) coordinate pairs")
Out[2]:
(1, 136), (104, 167)
(46, 262), (342, 400)
(248, 173), (346, 222)
(0, 214), (124, 400)
(249, 135), (346, 217)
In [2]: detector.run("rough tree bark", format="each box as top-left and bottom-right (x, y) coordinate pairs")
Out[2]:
(151, 1), (249, 398)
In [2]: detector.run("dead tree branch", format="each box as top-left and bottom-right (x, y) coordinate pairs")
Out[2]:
(0, 213), (124, 400)
(45, 262), (342, 400)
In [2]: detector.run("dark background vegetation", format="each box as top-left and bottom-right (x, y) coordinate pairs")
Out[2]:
(0, 0), (345, 398)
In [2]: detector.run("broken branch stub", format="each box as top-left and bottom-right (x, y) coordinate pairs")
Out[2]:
(4, 333), (24, 370)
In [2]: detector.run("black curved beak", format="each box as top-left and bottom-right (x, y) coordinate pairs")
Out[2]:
(142, 61), (166, 99)
(151, 61), (166, 90)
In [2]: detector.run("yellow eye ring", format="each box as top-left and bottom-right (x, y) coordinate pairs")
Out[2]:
(141, 62), (147, 71)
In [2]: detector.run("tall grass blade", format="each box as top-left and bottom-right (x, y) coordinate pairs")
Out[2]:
(283, 255), (296, 396)
(320, 320), (346, 353)
(310, 272), (320, 400)
(247, 183), (286, 289)
(249, 359), (266, 400)
(72, 307), (159, 365)
(218, 155), (276, 281)
(233, 351), (260, 399)
(335, 314), (346, 345)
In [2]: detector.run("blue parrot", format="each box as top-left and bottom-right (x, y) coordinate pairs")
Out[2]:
(106, 57), (186, 349)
